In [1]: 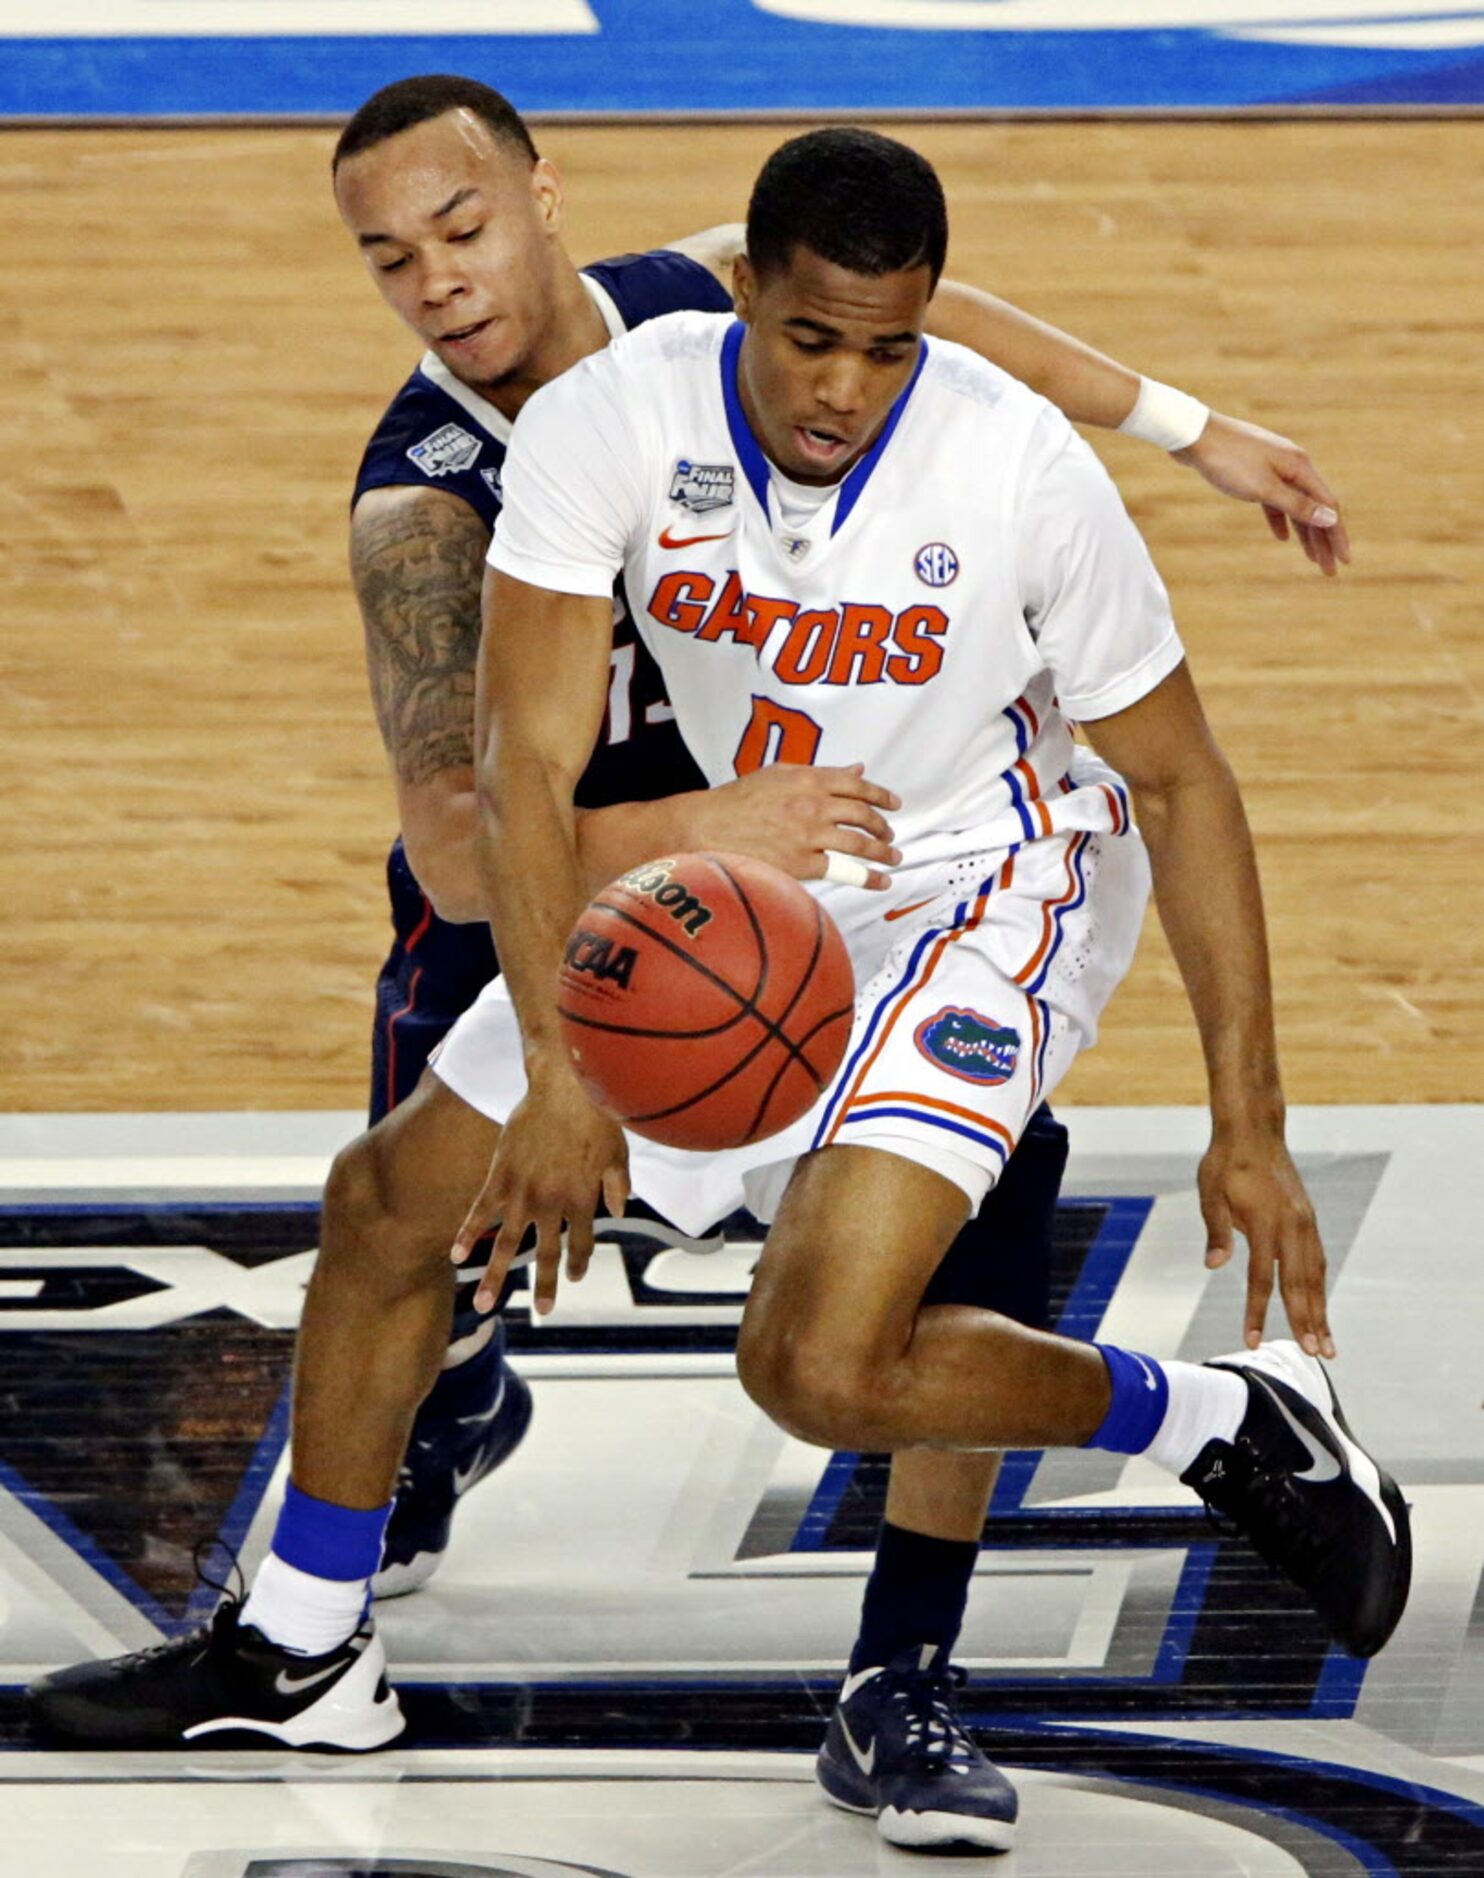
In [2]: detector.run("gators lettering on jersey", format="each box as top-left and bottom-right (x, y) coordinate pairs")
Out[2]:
(359, 251), (733, 1122)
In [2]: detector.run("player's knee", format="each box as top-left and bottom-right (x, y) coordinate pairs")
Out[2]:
(737, 1314), (881, 1449)
(321, 1129), (443, 1293)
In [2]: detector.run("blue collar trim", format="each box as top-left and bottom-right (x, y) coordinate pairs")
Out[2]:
(831, 339), (927, 536)
(720, 320), (929, 538)
(720, 320), (772, 518)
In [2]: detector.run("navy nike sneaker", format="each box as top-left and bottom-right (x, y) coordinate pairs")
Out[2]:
(373, 1317), (534, 1598)
(817, 1643), (1017, 1852)
(1184, 1341), (1411, 1657)
(29, 1597), (404, 1751)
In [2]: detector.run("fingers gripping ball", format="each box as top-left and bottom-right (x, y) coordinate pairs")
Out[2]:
(557, 853), (855, 1150)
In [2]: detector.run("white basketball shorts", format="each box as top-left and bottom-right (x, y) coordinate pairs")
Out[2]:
(432, 827), (1150, 1237)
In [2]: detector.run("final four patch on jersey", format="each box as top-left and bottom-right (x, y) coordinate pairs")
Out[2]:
(914, 1006), (1020, 1086)
(407, 422), (483, 478)
(669, 457), (734, 514)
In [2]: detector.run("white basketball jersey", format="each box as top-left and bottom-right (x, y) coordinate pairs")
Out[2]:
(490, 311), (1183, 899)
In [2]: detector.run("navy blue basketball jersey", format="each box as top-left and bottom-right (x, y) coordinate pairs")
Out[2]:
(362, 250), (733, 1123)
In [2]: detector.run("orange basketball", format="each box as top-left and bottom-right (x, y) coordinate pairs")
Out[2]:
(556, 852), (855, 1150)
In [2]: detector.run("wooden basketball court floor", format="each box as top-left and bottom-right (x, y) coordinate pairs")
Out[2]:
(0, 119), (1482, 1874)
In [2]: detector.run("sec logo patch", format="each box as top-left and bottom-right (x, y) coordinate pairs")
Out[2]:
(914, 541), (959, 587)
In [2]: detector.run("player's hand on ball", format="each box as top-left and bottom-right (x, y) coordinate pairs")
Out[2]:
(689, 762), (901, 889)
(1174, 412), (1350, 577)
(1198, 1130), (1335, 1360)
(451, 1069), (629, 1317)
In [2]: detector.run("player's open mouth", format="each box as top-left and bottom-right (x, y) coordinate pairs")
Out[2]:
(439, 318), (491, 348)
(794, 424), (853, 467)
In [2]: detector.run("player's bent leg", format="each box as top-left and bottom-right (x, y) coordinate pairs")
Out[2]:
(740, 1144), (1409, 1658)
(736, 1144), (1110, 1455)
(28, 1076), (503, 1752)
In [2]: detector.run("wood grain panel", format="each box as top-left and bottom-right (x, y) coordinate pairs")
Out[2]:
(0, 122), (1478, 1110)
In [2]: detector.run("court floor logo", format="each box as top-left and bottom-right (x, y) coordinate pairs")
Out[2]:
(752, 1), (1484, 50)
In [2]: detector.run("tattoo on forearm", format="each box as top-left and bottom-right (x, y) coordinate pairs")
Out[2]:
(352, 493), (489, 786)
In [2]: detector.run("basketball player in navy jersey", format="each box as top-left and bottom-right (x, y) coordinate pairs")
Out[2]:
(31, 76), (1357, 1855)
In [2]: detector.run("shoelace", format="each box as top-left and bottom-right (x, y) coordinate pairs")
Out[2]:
(888, 1664), (980, 1774)
(193, 1536), (247, 1606)
(108, 1539), (247, 1669)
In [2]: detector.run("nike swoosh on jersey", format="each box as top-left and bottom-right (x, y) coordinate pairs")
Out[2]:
(839, 1713), (877, 1775)
(883, 896), (937, 923)
(658, 526), (733, 549)
(274, 1658), (348, 1698)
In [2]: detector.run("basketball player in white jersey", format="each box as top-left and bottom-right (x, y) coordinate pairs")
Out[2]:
(438, 125), (1409, 1845)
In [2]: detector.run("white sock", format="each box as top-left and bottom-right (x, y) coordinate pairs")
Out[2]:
(240, 1551), (369, 1656)
(1143, 1361), (1249, 1477)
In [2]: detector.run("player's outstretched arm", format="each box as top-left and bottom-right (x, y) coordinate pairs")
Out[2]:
(351, 484), (489, 923)
(924, 281), (1348, 574)
(451, 568), (629, 1318)
(1081, 663), (1333, 1361)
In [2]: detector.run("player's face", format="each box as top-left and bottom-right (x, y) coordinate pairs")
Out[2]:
(732, 247), (932, 483)
(334, 108), (565, 389)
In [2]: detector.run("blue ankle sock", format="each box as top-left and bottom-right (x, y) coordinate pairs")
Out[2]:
(271, 1480), (393, 1582)
(848, 1520), (979, 1675)
(1085, 1344), (1170, 1454)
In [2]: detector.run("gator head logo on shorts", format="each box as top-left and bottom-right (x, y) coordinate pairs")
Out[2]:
(913, 1006), (1021, 1087)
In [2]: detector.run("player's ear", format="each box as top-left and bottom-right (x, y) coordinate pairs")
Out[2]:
(732, 252), (755, 323)
(530, 157), (564, 233)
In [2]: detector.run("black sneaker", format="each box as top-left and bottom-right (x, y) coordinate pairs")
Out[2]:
(1184, 1341), (1411, 1657)
(816, 1644), (1017, 1852)
(373, 1321), (534, 1599)
(28, 1596), (405, 1751)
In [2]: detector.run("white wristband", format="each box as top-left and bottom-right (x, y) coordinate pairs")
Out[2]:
(1118, 377), (1209, 453)
(822, 851), (872, 889)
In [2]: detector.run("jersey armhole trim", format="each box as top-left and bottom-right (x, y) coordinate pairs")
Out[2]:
(580, 269), (628, 341)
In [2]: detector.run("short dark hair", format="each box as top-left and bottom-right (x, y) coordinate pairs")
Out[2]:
(333, 74), (538, 174)
(746, 127), (948, 290)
